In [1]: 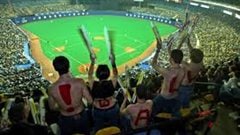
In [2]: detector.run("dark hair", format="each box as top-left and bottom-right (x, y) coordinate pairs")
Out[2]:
(8, 103), (25, 124)
(136, 84), (147, 99)
(190, 49), (204, 63)
(170, 49), (183, 64)
(96, 64), (110, 80)
(9, 124), (35, 135)
(53, 56), (69, 75)
(14, 96), (24, 104)
(234, 57), (239, 62)
(229, 65), (237, 72)
(235, 71), (240, 78)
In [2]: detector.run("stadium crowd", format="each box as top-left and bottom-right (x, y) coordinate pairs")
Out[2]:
(0, 2), (85, 18)
(0, 19), (50, 93)
(130, 5), (240, 64)
(0, 0), (240, 135)
(0, 2), (86, 93)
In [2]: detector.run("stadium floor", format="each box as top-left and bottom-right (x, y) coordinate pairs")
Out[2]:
(20, 15), (177, 81)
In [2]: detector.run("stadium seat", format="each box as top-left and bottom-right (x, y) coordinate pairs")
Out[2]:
(155, 112), (172, 119)
(95, 126), (121, 135)
(49, 123), (60, 135)
(180, 108), (191, 117)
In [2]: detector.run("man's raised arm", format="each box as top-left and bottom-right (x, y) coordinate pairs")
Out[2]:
(151, 22), (167, 74)
(167, 36), (174, 56)
(88, 54), (95, 89)
(79, 25), (96, 89)
(104, 27), (118, 88)
(186, 36), (193, 52)
(151, 40), (165, 74)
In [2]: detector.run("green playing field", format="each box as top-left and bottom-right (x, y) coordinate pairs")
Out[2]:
(21, 15), (177, 76)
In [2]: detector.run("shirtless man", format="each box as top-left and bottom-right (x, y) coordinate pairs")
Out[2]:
(151, 38), (185, 117)
(48, 56), (93, 135)
(120, 84), (153, 129)
(178, 36), (204, 108)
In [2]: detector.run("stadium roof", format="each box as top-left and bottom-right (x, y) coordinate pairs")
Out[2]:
(192, 0), (240, 12)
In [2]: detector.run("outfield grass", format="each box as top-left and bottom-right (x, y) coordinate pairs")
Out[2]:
(21, 15), (177, 76)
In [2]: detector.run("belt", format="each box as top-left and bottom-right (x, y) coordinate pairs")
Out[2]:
(93, 103), (117, 111)
(60, 110), (84, 119)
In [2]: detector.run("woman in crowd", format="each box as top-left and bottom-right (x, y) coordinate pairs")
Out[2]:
(219, 69), (240, 103)
(88, 53), (120, 132)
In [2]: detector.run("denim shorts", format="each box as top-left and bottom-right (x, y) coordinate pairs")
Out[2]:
(152, 95), (180, 117)
(58, 109), (91, 135)
(92, 104), (120, 132)
(178, 85), (193, 108)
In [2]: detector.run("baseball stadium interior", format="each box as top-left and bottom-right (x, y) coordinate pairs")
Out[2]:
(0, 0), (240, 135)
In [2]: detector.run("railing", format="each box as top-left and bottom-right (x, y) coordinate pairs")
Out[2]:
(11, 10), (182, 26)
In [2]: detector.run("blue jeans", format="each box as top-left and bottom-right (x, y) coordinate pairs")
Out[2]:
(120, 115), (132, 131)
(134, 129), (161, 135)
(152, 95), (180, 117)
(58, 109), (90, 135)
(92, 104), (120, 132)
(178, 85), (193, 108)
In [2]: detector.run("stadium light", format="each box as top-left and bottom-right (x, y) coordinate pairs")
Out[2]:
(223, 10), (233, 16)
(200, 4), (210, 9)
(192, 0), (240, 12)
(190, 2), (199, 6)
(235, 13), (240, 19)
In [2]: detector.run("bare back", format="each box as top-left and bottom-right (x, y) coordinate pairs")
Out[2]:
(49, 76), (91, 116)
(126, 100), (153, 129)
(181, 62), (203, 85)
(161, 67), (185, 99)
